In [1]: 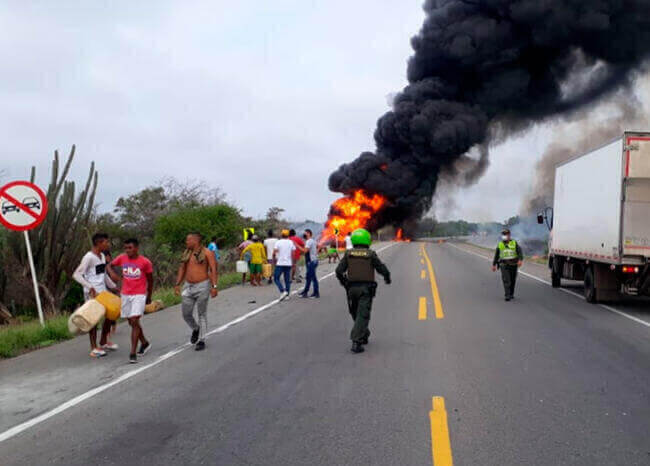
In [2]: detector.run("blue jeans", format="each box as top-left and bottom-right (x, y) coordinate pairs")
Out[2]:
(274, 265), (292, 293)
(302, 261), (319, 296)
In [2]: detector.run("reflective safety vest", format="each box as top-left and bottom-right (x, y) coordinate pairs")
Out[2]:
(498, 240), (518, 261)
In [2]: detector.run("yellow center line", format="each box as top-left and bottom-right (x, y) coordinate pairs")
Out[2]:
(421, 244), (444, 319)
(421, 270), (426, 280)
(429, 397), (454, 466)
(418, 296), (427, 320)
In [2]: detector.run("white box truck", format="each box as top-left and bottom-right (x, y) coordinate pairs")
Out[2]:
(541, 131), (650, 302)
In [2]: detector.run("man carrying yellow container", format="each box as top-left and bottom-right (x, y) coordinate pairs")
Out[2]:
(72, 233), (119, 358)
(241, 235), (268, 286)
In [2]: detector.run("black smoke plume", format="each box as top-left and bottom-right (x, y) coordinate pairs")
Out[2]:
(329, 0), (650, 229)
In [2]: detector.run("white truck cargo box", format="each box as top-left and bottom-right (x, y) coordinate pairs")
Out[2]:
(547, 131), (650, 302)
(551, 132), (650, 264)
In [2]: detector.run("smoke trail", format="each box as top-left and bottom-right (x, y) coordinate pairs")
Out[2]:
(328, 0), (650, 230)
(522, 75), (650, 214)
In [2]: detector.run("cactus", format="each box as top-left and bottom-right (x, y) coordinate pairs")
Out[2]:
(5, 145), (97, 315)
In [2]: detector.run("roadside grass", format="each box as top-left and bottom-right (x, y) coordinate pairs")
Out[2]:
(1, 271), (268, 359)
(0, 315), (72, 358)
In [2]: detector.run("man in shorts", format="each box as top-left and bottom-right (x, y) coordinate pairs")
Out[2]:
(72, 232), (119, 358)
(175, 232), (219, 351)
(241, 235), (267, 286)
(108, 238), (153, 364)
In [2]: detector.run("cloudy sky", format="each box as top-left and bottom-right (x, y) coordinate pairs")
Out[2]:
(0, 1), (588, 223)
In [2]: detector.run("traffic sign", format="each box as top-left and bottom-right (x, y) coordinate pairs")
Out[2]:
(0, 180), (48, 326)
(0, 181), (48, 232)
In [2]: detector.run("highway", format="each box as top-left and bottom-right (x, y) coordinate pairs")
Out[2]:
(1, 241), (649, 465)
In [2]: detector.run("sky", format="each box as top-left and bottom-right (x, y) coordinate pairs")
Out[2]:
(0, 1), (600, 223)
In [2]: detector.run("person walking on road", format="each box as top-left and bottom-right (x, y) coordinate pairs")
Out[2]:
(289, 229), (305, 283)
(263, 229), (278, 284)
(492, 228), (524, 301)
(344, 233), (353, 250)
(241, 235), (267, 286)
(336, 229), (391, 354)
(273, 229), (295, 301)
(72, 232), (119, 358)
(108, 238), (153, 364)
(175, 232), (219, 351)
(238, 236), (253, 285)
(298, 229), (320, 298)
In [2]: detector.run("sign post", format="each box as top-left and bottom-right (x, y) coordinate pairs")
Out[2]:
(0, 181), (49, 327)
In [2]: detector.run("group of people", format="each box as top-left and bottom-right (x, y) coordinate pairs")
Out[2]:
(74, 231), (220, 363)
(72, 225), (399, 361)
(238, 228), (321, 300)
(73, 234), (154, 363)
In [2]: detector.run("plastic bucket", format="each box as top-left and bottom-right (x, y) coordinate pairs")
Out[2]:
(262, 263), (272, 278)
(236, 260), (248, 273)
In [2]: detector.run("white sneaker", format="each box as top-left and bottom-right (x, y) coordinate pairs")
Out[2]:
(102, 342), (119, 351)
(90, 348), (106, 358)
(279, 291), (288, 301)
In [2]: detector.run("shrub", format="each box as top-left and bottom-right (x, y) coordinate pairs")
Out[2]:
(154, 204), (243, 250)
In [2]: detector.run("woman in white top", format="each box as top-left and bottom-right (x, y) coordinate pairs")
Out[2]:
(72, 233), (118, 358)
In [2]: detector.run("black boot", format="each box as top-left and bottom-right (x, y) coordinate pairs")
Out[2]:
(351, 342), (365, 353)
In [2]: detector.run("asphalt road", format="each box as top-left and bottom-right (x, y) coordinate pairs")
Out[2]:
(1, 241), (649, 465)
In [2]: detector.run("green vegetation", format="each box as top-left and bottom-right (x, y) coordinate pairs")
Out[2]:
(155, 204), (243, 249)
(0, 315), (72, 358)
(0, 148), (295, 358)
(152, 287), (182, 308)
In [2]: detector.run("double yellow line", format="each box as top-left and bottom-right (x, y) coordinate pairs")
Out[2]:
(419, 244), (444, 320)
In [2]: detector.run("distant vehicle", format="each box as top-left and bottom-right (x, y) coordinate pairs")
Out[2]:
(539, 131), (650, 303)
(1, 201), (19, 215)
(22, 196), (41, 210)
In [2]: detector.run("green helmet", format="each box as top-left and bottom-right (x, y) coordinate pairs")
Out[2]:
(350, 228), (372, 246)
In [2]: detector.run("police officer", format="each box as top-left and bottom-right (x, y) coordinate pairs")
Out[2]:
(491, 228), (523, 301)
(335, 228), (391, 354)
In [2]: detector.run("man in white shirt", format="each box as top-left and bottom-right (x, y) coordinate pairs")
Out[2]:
(72, 233), (119, 358)
(263, 229), (278, 285)
(272, 229), (295, 301)
(345, 234), (353, 250)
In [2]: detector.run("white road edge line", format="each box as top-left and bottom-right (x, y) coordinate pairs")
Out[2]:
(445, 242), (650, 329)
(0, 242), (400, 444)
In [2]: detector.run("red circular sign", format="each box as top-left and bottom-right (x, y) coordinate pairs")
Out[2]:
(0, 181), (49, 231)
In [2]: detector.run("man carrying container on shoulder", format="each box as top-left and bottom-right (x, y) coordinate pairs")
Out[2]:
(491, 228), (524, 301)
(335, 228), (391, 354)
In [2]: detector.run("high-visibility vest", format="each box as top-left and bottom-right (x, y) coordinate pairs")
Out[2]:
(498, 240), (518, 260)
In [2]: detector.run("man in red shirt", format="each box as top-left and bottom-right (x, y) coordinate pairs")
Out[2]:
(108, 238), (154, 364)
(289, 229), (305, 283)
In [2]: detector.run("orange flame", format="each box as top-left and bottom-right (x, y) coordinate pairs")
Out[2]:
(393, 227), (411, 242)
(321, 190), (387, 245)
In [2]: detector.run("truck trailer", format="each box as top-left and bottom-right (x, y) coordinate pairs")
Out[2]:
(542, 131), (650, 303)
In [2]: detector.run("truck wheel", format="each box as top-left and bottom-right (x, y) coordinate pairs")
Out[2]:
(584, 267), (597, 303)
(551, 257), (561, 288)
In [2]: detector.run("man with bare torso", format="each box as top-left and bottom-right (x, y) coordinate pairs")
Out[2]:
(174, 232), (219, 351)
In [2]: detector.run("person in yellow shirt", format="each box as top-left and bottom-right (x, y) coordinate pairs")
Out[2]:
(241, 235), (268, 286)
